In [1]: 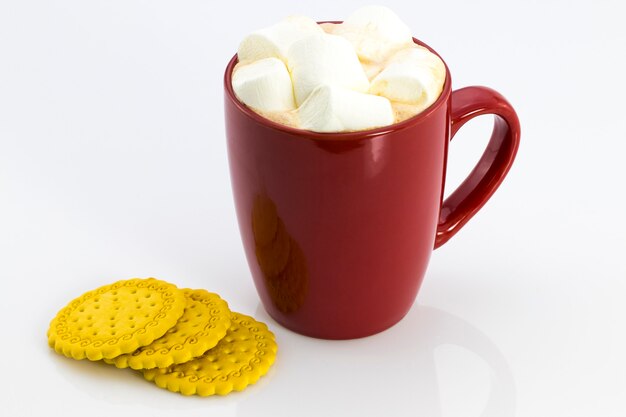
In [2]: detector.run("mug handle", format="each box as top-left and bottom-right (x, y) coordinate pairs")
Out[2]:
(434, 86), (521, 249)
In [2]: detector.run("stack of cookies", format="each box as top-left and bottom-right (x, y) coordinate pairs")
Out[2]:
(47, 278), (277, 396)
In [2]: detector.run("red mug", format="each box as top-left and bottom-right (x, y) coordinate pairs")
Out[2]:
(224, 36), (520, 340)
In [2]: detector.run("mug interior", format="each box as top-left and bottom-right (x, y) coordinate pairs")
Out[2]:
(224, 22), (452, 141)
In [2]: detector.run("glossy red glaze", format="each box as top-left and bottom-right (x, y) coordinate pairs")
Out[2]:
(224, 39), (520, 339)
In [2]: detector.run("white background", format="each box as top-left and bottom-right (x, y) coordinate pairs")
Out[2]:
(1, 1), (625, 416)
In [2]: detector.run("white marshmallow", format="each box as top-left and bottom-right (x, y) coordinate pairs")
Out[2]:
(287, 34), (370, 106)
(298, 85), (394, 133)
(369, 46), (446, 106)
(329, 5), (414, 62)
(237, 15), (324, 63)
(232, 58), (296, 112)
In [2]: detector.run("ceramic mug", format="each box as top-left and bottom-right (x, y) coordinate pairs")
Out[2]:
(224, 36), (520, 340)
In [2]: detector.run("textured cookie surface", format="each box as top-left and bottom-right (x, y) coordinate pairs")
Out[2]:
(106, 289), (231, 369)
(48, 278), (186, 361)
(143, 312), (277, 396)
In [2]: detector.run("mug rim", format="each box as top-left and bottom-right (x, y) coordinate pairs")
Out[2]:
(224, 23), (452, 141)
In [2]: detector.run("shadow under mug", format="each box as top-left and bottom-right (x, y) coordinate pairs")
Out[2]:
(224, 36), (521, 340)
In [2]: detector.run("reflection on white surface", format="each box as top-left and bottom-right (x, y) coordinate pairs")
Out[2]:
(48, 303), (513, 417)
(239, 303), (515, 417)
(49, 350), (237, 415)
(2, 1), (625, 415)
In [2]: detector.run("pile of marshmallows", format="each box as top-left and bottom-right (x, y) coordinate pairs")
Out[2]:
(231, 5), (446, 133)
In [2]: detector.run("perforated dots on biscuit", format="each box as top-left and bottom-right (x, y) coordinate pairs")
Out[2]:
(47, 278), (277, 397)
(48, 278), (187, 361)
(143, 312), (277, 396)
(105, 289), (232, 370)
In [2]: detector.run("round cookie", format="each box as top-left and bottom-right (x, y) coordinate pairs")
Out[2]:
(48, 278), (186, 361)
(143, 312), (277, 396)
(106, 289), (232, 370)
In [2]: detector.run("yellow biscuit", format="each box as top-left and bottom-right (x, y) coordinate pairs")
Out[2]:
(48, 278), (186, 361)
(106, 289), (231, 370)
(143, 312), (277, 396)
